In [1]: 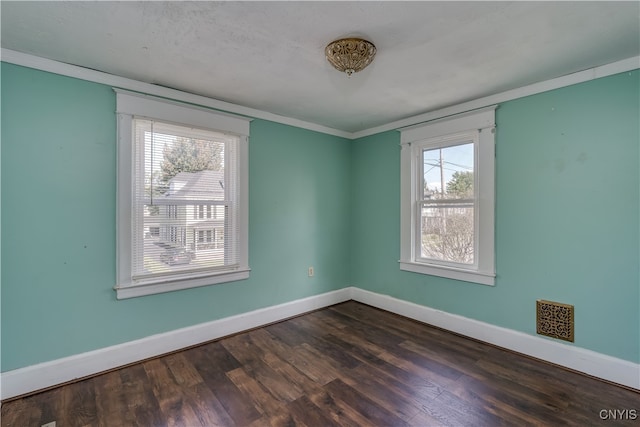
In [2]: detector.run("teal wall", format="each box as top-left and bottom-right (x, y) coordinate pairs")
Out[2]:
(351, 71), (639, 363)
(0, 63), (351, 371)
(2, 62), (638, 372)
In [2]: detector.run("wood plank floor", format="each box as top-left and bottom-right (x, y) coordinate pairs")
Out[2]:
(2, 301), (638, 426)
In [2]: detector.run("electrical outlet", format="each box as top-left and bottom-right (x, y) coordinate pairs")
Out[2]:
(308, 266), (314, 277)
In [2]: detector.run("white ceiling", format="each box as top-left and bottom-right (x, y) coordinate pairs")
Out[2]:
(2, 1), (639, 133)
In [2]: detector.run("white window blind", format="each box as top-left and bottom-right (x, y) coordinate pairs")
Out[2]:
(131, 119), (240, 282)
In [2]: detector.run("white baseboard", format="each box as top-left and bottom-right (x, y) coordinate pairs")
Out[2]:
(350, 287), (640, 390)
(0, 288), (352, 400)
(2, 286), (638, 400)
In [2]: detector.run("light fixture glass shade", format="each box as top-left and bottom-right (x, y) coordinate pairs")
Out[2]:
(325, 38), (376, 76)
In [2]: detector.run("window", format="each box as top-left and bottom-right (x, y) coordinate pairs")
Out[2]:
(399, 106), (496, 285)
(193, 204), (212, 219)
(168, 205), (178, 219)
(420, 141), (475, 264)
(115, 90), (251, 299)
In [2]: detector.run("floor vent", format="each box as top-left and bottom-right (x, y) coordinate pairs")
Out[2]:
(536, 300), (574, 342)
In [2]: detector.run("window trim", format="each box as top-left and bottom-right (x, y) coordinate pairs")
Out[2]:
(399, 106), (496, 286)
(114, 89), (251, 299)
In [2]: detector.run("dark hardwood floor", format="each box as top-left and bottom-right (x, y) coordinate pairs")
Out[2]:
(2, 301), (638, 426)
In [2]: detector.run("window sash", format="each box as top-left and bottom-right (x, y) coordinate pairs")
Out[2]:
(414, 134), (478, 268)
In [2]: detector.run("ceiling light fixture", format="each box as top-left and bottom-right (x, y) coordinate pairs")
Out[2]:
(325, 37), (376, 77)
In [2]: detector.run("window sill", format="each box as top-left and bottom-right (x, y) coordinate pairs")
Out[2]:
(115, 268), (251, 299)
(399, 261), (495, 286)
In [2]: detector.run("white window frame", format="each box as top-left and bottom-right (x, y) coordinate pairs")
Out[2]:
(399, 106), (496, 286)
(114, 89), (251, 299)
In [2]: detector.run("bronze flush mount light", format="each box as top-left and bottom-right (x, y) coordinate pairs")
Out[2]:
(325, 37), (376, 77)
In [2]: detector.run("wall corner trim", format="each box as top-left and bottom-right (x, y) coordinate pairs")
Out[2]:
(2, 286), (637, 400)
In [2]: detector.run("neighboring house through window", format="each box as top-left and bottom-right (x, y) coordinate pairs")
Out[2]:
(115, 90), (251, 299)
(399, 106), (496, 285)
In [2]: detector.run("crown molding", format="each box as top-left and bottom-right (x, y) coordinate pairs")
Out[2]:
(352, 56), (640, 139)
(0, 48), (352, 139)
(2, 49), (638, 141)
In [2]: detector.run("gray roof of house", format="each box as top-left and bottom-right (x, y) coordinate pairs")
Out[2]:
(162, 170), (225, 202)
